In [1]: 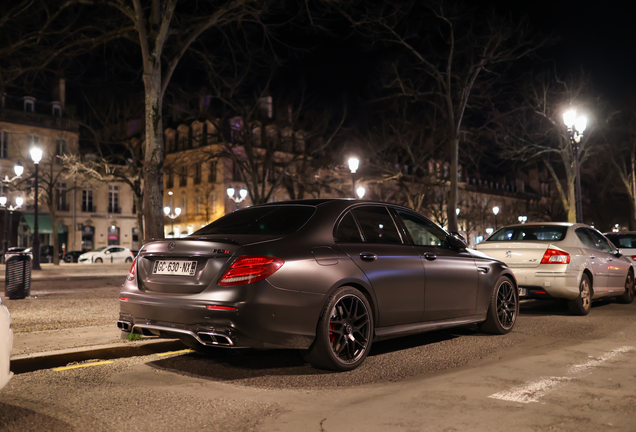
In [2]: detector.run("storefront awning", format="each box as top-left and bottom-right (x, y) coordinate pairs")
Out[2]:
(22, 215), (67, 234)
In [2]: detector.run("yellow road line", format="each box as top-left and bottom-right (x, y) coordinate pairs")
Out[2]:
(54, 361), (114, 371)
(156, 349), (194, 357)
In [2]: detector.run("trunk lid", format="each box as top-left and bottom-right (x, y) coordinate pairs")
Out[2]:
(475, 242), (551, 268)
(137, 237), (245, 294)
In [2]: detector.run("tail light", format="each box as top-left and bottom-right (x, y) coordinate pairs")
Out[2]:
(631, 256), (636, 261)
(119, 297), (129, 302)
(126, 257), (137, 281)
(218, 255), (284, 286)
(541, 248), (570, 264)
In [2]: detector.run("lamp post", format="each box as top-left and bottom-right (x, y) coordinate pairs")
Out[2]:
(356, 186), (365, 199)
(518, 215), (528, 224)
(163, 206), (181, 237)
(30, 147), (42, 270)
(1, 161), (24, 257)
(563, 109), (587, 223)
(226, 187), (248, 211)
(348, 157), (359, 198)
(1, 196), (23, 257)
(492, 206), (500, 230)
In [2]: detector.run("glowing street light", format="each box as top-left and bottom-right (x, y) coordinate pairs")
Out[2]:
(30, 146), (42, 270)
(0, 196), (23, 257)
(563, 108), (587, 223)
(164, 206), (181, 237)
(486, 227), (494, 235)
(227, 187), (248, 210)
(492, 206), (500, 230)
(518, 215), (528, 224)
(348, 157), (360, 198)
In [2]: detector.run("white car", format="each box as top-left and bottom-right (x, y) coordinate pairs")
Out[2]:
(0, 299), (13, 390)
(605, 232), (636, 263)
(78, 246), (134, 264)
(475, 223), (634, 315)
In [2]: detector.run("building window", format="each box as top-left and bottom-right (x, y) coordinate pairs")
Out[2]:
(82, 189), (94, 212)
(132, 197), (136, 215)
(29, 134), (39, 146)
(56, 181), (68, 211)
(55, 139), (67, 164)
(179, 166), (188, 187)
(52, 102), (62, 117)
(167, 167), (174, 189)
(195, 195), (203, 214)
(24, 97), (35, 112)
(193, 162), (201, 185)
(108, 184), (120, 213)
(232, 162), (242, 181)
(208, 161), (217, 183)
(0, 131), (7, 159)
(181, 196), (187, 216)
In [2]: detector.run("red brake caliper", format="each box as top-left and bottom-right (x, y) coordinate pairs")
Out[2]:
(329, 324), (336, 343)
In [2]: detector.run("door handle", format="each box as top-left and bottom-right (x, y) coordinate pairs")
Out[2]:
(590, 255), (596, 259)
(359, 252), (377, 261)
(424, 253), (437, 261)
(478, 267), (490, 274)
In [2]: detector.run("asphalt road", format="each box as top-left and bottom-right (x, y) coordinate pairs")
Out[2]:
(1, 295), (635, 432)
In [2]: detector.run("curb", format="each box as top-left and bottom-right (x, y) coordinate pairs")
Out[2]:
(10, 339), (187, 374)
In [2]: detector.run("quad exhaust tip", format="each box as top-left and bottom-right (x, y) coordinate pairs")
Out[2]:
(117, 320), (132, 332)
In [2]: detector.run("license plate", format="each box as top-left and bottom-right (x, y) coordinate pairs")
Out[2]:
(152, 260), (197, 276)
(518, 287), (527, 297)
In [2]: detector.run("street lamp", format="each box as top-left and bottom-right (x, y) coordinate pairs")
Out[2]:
(227, 187), (248, 210)
(563, 109), (587, 223)
(348, 157), (359, 198)
(0, 196), (23, 258)
(492, 206), (500, 230)
(356, 186), (366, 199)
(518, 215), (527, 224)
(163, 206), (181, 237)
(1, 161), (24, 258)
(486, 227), (494, 236)
(30, 146), (42, 270)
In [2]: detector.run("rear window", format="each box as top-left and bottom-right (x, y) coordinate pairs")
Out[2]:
(606, 234), (636, 249)
(193, 206), (315, 236)
(487, 225), (568, 242)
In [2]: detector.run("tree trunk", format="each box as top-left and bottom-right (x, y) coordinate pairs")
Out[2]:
(446, 137), (459, 232)
(142, 73), (165, 241)
(134, 192), (144, 244)
(567, 179), (576, 223)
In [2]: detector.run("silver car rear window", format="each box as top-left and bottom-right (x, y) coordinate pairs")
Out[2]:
(487, 225), (568, 242)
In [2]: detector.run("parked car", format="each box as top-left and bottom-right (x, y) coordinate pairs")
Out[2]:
(63, 251), (84, 263)
(604, 232), (636, 263)
(0, 298), (13, 390)
(39, 245), (65, 263)
(118, 199), (518, 371)
(79, 246), (134, 264)
(475, 223), (634, 315)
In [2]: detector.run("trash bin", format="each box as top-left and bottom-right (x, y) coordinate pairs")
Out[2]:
(5, 253), (31, 299)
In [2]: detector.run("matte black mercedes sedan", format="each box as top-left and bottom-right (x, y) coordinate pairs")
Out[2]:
(118, 199), (518, 371)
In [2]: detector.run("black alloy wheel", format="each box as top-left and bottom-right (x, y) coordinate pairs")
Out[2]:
(328, 294), (372, 365)
(617, 270), (635, 304)
(480, 276), (518, 334)
(95, 258), (103, 263)
(303, 286), (373, 371)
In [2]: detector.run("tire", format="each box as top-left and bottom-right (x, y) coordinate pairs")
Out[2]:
(479, 276), (518, 334)
(617, 270), (635, 304)
(568, 273), (592, 315)
(125, 257), (133, 263)
(94, 258), (103, 263)
(303, 286), (373, 371)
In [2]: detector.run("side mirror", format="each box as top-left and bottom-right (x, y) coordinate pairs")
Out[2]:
(104, 250), (111, 254)
(615, 250), (623, 258)
(447, 232), (468, 250)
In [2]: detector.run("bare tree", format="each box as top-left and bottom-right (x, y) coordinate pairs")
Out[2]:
(343, 0), (544, 231)
(47, 0), (264, 240)
(499, 72), (601, 223)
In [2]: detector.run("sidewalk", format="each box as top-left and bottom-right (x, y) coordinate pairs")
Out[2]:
(3, 264), (185, 374)
(0, 262), (131, 281)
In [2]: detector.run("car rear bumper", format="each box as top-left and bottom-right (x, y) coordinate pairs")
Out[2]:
(118, 280), (325, 350)
(511, 268), (581, 300)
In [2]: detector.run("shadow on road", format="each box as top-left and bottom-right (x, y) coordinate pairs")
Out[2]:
(148, 326), (472, 383)
(0, 402), (75, 432)
(518, 298), (615, 316)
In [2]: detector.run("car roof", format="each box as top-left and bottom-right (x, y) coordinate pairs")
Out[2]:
(604, 231), (636, 235)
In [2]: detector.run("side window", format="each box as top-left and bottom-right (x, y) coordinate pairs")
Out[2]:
(396, 210), (449, 248)
(334, 212), (362, 243)
(351, 206), (402, 244)
(588, 229), (614, 253)
(575, 228), (596, 249)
